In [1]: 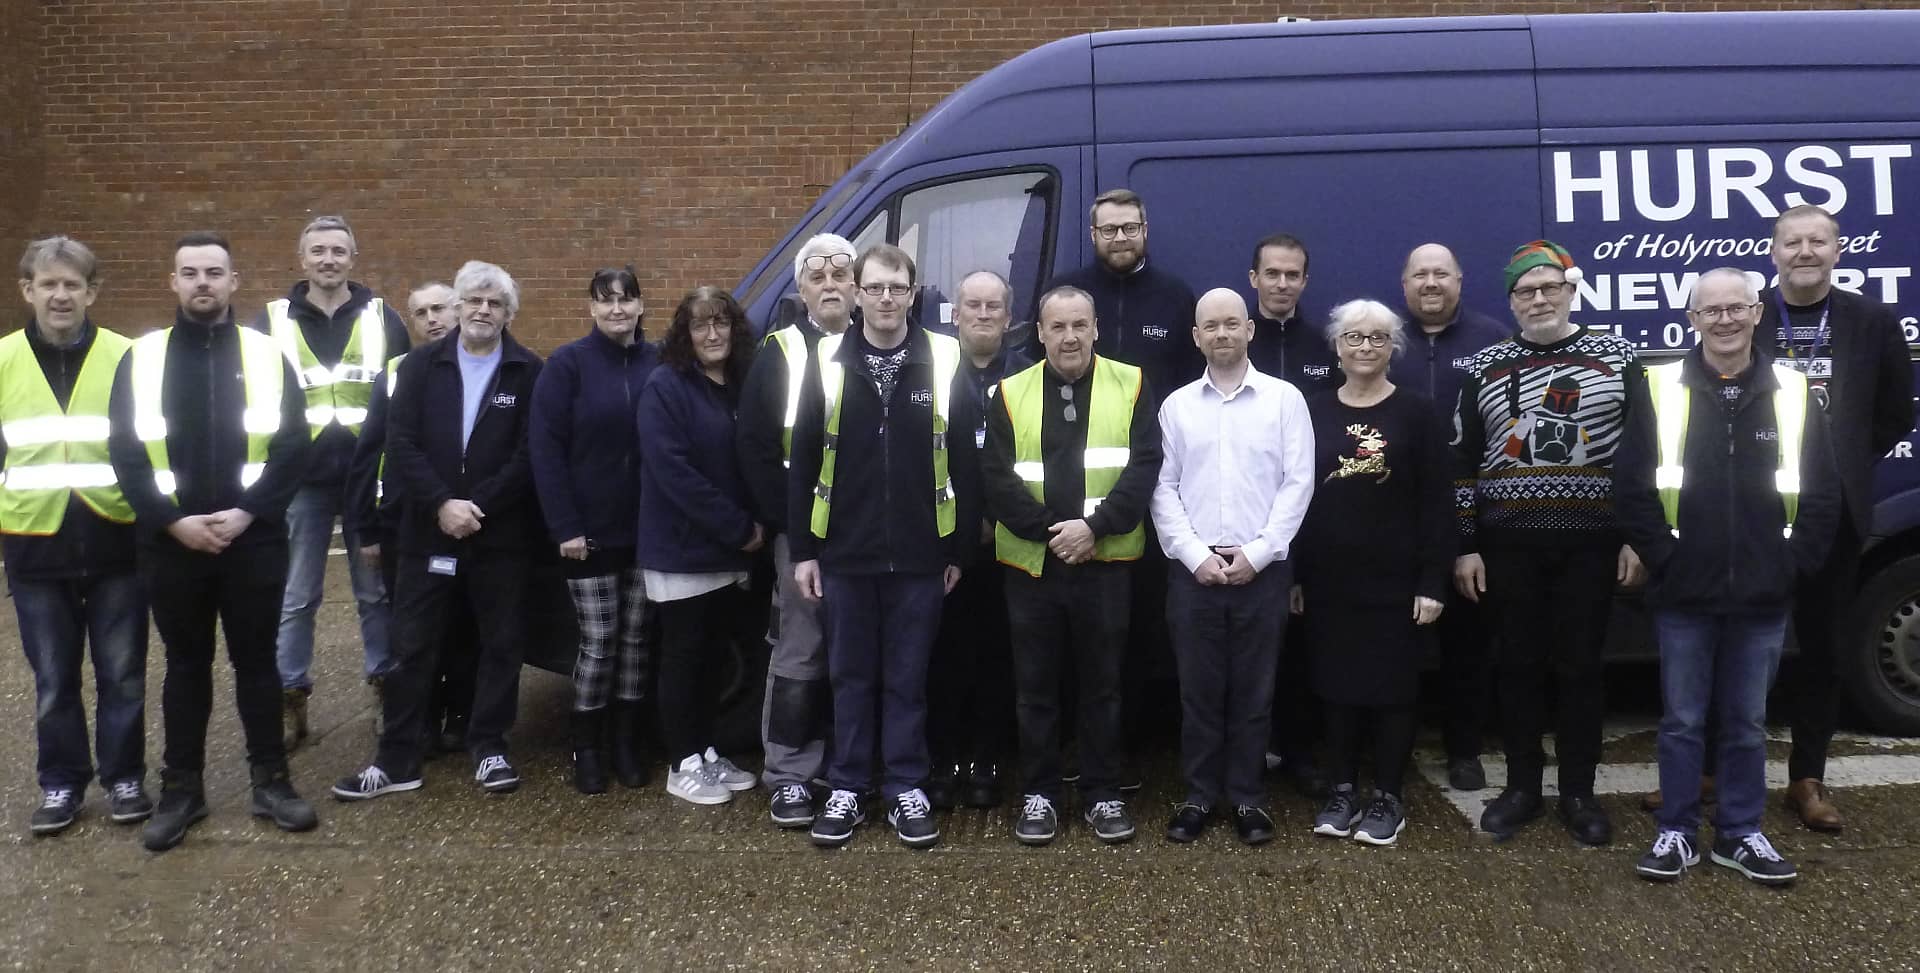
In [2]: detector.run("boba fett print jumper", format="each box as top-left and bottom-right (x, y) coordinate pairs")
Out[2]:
(1450, 325), (1644, 553)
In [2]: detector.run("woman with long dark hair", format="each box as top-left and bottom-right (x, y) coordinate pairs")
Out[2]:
(636, 287), (764, 805)
(530, 266), (661, 794)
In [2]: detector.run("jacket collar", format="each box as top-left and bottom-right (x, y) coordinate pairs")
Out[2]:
(836, 322), (934, 368)
(173, 309), (237, 333)
(284, 280), (374, 322)
(25, 317), (95, 353)
(1679, 345), (1780, 394)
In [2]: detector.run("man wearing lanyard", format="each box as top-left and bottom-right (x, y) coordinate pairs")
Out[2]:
(1757, 204), (1914, 834)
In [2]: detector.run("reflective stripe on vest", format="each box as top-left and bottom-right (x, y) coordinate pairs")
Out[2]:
(0, 328), (136, 534)
(993, 357), (1146, 577)
(768, 325), (808, 468)
(129, 327), (285, 500)
(809, 330), (960, 540)
(1647, 359), (1806, 539)
(266, 297), (385, 437)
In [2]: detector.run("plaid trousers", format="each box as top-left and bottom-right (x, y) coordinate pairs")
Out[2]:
(565, 568), (649, 710)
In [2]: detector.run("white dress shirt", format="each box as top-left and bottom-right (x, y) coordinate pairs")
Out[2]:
(1152, 362), (1315, 574)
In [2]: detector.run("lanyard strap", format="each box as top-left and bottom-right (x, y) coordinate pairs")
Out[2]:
(1774, 293), (1830, 369)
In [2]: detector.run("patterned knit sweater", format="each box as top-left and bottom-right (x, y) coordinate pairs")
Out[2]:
(1450, 325), (1643, 551)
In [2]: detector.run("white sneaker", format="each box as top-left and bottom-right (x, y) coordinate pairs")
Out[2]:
(666, 754), (732, 805)
(703, 746), (758, 792)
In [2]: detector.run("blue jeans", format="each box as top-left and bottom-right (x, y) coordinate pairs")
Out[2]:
(277, 483), (391, 688)
(1654, 609), (1788, 838)
(11, 573), (149, 789)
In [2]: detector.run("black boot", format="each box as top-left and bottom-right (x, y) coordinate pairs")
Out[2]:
(249, 763), (319, 832)
(573, 709), (609, 795)
(610, 701), (650, 789)
(141, 769), (209, 852)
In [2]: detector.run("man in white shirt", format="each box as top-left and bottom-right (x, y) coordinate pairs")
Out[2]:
(1152, 287), (1315, 845)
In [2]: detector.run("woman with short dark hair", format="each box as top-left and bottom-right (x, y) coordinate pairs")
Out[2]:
(636, 287), (765, 805)
(530, 266), (660, 794)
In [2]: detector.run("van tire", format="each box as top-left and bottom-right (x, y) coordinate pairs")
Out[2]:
(1843, 555), (1920, 736)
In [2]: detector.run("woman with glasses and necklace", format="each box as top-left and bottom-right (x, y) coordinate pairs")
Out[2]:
(1291, 299), (1454, 847)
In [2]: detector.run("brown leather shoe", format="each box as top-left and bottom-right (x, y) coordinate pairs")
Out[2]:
(1787, 778), (1844, 832)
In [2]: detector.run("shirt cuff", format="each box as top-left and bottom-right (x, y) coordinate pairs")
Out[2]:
(1240, 539), (1279, 574)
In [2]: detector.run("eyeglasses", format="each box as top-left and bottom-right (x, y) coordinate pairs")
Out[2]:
(1689, 302), (1760, 322)
(1511, 282), (1571, 302)
(860, 283), (913, 298)
(1340, 331), (1391, 349)
(803, 253), (852, 272)
(691, 313), (731, 328)
(1093, 222), (1145, 241)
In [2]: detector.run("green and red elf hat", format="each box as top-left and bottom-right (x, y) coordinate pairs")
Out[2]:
(1503, 240), (1584, 293)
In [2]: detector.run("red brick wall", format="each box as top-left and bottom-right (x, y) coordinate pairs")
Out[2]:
(17, 0), (1920, 347)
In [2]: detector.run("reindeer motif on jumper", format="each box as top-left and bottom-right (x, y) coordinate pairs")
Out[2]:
(1327, 422), (1391, 483)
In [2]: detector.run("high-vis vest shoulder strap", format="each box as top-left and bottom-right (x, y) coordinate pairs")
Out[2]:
(0, 328), (136, 534)
(266, 297), (385, 437)
(130, 327), (286, 500)
(993, 356), (1146, 577)
(1646, 359), (1806, 538)
(809, 330), (961, 540)
(768, 325), (808, 466)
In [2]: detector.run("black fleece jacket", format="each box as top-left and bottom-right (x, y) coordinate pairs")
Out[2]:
(385, 332), (543, 557)
(1613, 348), (1841, 612)
(786, 324), (976, 574)
(106, 311), (311, 551)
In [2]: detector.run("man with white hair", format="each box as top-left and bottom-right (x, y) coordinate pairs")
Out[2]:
(254, 215), (411, 752)
(736, 232), (859, 829)
(332, 260), (544, 801)
(1153, 287), (1313, 845)
(1615, 266), (1839, 884)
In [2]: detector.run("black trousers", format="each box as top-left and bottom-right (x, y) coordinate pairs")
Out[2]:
(1790, 517), (1862, 781)
(378, 551), (529, 778)
(1437, 593), (1491, 760)
(927, 560), (1012, 766)
(1167, 563), (1287, 809)
(142, 540), (289, 775)
(1268, 612), (1320, 763)
(379, 546), (476, 727)
(1483, 542), (1615, 797)
(654, 584), (738, 765)
(1005, 563), (1129, 804)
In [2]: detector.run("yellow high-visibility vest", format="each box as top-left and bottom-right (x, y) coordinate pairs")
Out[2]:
(1646, 359), (1808, 538)
(266, 297), (385, 437)
(129, 327), (285, 499)
(767, 325), (809, 467)
(993, 356), (1145, 577)
(808, 330), (960, 540)
(0, 328), (135, 534)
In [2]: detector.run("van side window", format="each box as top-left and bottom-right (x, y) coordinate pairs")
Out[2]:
(891, 170), (1054, 326)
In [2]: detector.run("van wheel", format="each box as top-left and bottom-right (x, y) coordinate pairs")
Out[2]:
(1844, 555), (1920, 736)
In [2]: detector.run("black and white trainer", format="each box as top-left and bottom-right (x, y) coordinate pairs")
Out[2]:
(332, 764), (424, 802)
(106, 779), (153, 824)
(811, 789), (865, 848)
(1711, 832), (1797, 885)
(1636, 830), (1700, 882)
(1083, 799), (1136, 844)
(29, 787), (81, 836)
(475, 755), (520, 794)
(888, 788), (940, 848)
(1013, 794), (1059, 846)
(769, 783), (815, 828)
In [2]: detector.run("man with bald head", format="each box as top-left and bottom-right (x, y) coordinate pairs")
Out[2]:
(1153, 288), (1314, 844)
(1388, 243), (1509, 791)
(927, 270), (1023, 809)
(979, 284), (1160, 846)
